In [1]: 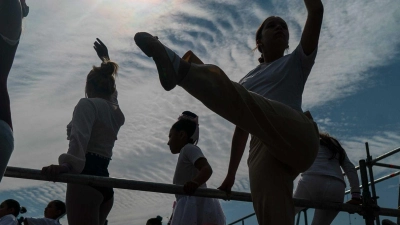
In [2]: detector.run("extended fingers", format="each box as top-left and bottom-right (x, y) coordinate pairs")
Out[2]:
(96, 38), (106, 47)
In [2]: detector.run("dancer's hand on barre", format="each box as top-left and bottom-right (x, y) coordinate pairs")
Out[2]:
(183, 180), (200, 195)
(41, 164), (69, 180)
(346, 197), (362, 205)
(183, 158), (212, 195)
(94, 38), (110, 61)
(217, 176), (235, 199)
(346, 192), (362, 205)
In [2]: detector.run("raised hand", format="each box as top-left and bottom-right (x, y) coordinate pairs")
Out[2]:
(94, 38), (110, 61)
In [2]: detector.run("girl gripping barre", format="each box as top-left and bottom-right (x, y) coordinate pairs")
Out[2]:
(41, 39), (125, 225)
(134, 0), (323, 224)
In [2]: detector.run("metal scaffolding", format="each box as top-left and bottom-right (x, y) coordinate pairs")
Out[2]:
(227, 144), (400, 225)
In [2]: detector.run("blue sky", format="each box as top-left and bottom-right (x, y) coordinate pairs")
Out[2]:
(1, 0), (400, 224)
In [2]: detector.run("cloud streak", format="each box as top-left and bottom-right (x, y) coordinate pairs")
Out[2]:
(2, 0), (400, 224)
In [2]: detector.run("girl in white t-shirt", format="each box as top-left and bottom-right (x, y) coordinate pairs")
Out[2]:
(168, 111), (225, 225)
(294, 133), (362, 225)
(23, 200), (66, 225)
(0, 199), (26, 225)
(135, 1), (323, 224)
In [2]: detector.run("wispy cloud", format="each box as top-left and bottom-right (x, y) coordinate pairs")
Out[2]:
(2, 0), (400, 224)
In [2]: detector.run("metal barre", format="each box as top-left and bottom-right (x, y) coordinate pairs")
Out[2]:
(4, 166), (400, 217)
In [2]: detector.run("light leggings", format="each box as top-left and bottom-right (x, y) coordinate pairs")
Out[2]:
(181, 51), (320, 225)
(294, 174), (346, 225)
(0, 120), (13, 183)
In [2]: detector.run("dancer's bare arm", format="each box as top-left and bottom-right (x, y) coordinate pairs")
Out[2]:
(218, 126), (249, 194)
(301, 0), (324, 55)
(0, 0), (22, 40)
(184, 158), (213, 195)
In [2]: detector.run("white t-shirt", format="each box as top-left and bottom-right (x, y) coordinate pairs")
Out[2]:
(302, 144), (360, 193)
(0, 215), (18, 225)
(239, 44), (317, 112)
(59, 97), (125, 174)
(173, 144), (206, 199)
(25, 218), (61, 225)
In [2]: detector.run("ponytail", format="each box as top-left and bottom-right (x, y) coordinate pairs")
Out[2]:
(319, 133), (346, 164)
(86, 60), (119, 97)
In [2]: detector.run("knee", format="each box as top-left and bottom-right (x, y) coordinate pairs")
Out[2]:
(193, 63), (222, 74)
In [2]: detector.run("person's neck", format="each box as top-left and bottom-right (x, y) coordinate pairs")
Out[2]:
(88, 94), (111, 101)
(262, 49), (284, 63)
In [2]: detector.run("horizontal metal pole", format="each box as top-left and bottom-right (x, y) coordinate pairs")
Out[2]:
(345, 170), (400, 195)
(373, 163), (400, 170)
(343, 147), (400, 175)
(4, 167), (400, 217)
(4, 166), (251, 202)
(372, 147), (400, 164)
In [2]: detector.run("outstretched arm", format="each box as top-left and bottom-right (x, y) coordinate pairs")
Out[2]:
(218, 126), (249, 194)
(301, 0), (324, 55)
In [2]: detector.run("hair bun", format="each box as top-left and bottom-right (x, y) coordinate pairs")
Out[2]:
(178, 111), (199, 125)
(181, 111), (197, 119)
(156, 216), (162, 221)
(100, 60), (118, 77)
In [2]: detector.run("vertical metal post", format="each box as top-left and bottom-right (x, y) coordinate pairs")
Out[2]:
(304, 209), (308, 225)
(296, 211), (301, 225)
(360, 160), (375, 225)
(365, 142), (381, 225)
(397, 184), (400, 225)
(241, 220), (244, 225)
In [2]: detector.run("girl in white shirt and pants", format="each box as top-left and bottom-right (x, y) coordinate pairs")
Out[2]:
(294, 133), (362, 225)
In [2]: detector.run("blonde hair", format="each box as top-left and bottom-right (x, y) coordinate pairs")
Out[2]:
(85, 59), (119, 98)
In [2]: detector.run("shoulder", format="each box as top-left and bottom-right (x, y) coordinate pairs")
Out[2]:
(291, 44), (318, 59)
(180, 144), (204, 158)
(0, 214), (16, 222)
(76, 98), (96, 107)
(181, 144), (202, 153)
(73, 98), (97, 113)
(75, 98), (112, 111)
